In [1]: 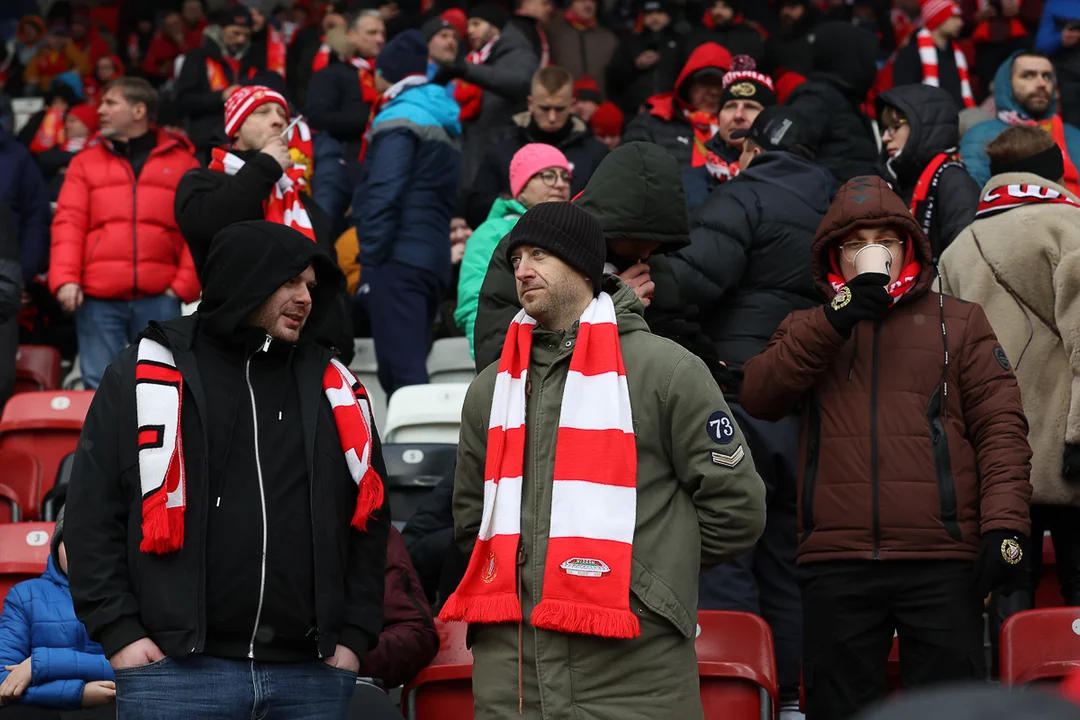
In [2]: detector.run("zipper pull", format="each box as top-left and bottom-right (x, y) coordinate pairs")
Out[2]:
(261, 334), (272, 353)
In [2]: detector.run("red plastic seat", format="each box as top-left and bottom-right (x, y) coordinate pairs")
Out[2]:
(0, 483), (20, 524)
(0, 522), (55, 604)
(0, 391), (93, 502)
(696, 610), (778, 720)
(1000, 608), (1080, 685)
(14, 345), (62, 394)
(0, 449), (41, 521)
(402, 619), (473, 720)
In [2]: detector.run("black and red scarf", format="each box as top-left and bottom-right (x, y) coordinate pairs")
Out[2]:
(975, 183), (1080, 220)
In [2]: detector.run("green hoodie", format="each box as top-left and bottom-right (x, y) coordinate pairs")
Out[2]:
(454, 197), (527, 359)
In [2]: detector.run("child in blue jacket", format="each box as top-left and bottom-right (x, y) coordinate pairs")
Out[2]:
(0, 508), (114, 709)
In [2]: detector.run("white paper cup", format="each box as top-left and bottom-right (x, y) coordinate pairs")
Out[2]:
(853, 244), (893, 279)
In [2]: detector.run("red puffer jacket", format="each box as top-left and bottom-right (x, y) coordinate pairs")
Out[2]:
(49, 129), (201, 303)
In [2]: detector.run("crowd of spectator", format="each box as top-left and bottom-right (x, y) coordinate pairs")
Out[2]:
(2, 0), (1080, 717)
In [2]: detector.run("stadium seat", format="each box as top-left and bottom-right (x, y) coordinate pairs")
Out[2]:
(383, 384), (469, 444)
(696, 611), (778, 720)
(0, 483), (21, 524)
(0, 391), (93, 500)
(0, 448), (41, 521)
(1000, 608), (1080, 685)
(382, 443), (456, 528)
(0, 522), (54, 602)
(14, 345), (62, 393)
(427, 338), (476, 384)
(42, 452), (75, 521)
(350, 339), (387, 430)
(61, 358), (84, 391)
(402, 619), (473, 720)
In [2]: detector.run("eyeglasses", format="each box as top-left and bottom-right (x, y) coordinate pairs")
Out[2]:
(538, 169), (571, 187)
(881, 119), (908, 137)
(840, 237), (904, 263)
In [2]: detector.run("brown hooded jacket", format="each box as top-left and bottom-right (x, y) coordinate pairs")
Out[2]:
(739, 175), (1032, 563)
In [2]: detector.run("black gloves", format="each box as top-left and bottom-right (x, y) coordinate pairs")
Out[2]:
(1063, 444), (1080, 485)
(974, 529), (1027, 599)
(823, 273), (893, 339)
(432, 62), (466, 86)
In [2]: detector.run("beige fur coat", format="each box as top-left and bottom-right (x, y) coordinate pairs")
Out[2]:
(939, 172), (1080, 506)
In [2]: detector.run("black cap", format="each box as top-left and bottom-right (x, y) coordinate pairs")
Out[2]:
(641, 0), (671, 14)
(730, 105), (806, 151)
(217, 5), (253, 28)
(421, 16), (455, 41)
(506, 202), (606, 295)
(468, 3), (508, 30)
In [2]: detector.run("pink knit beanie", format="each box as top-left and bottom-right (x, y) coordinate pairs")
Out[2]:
(509, 143), (571, 199)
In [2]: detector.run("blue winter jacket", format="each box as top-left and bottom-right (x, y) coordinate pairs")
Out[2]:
(0, 557), (113, 709)
(0, 126), (50, 283)
(353, 82), (462, 287)
(960, 50), (1080, 187)
(1036, 0), (1080, 56)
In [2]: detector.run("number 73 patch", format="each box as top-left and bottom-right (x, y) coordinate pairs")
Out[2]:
(711, 444), (745, 468)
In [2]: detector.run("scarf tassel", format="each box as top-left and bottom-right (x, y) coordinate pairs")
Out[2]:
(532, 599), (640, 639)
(351, 468), (385, 532)
(439, 591), (524, 625)
(139, 487), (184, 554)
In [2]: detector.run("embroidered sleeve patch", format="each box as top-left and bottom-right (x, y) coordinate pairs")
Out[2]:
(711, 444), (745, 468)
(707, 411), (736, 444)
(994, 347), (1011, 371)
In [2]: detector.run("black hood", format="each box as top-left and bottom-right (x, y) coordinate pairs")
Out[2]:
(575, 142), (691, 251)
(854, 684), (1080, 720)
(198, 221), (344, 341)
(876, 84), (960, 186)
(740, 151), (835, 214)
(808, 22), (879, 99)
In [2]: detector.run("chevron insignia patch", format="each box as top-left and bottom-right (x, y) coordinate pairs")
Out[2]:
(711, 444), (745, 468)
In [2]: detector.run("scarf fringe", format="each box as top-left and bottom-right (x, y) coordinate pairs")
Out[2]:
(532, 599), (640, 639)
(351, 467), (385, 532)
(139, 492), (183, 554)
(439, 591), (523, 624)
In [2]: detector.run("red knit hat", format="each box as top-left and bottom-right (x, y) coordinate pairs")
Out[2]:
(224, 85), (289, 138)
(66, 103), (100, 134)
(589, 101), (624, 137)
(573, 75), (602, 104)
(441, 8), (467, 39)
(921, 0), (960, 32)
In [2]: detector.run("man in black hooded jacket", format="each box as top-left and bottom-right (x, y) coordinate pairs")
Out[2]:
(65, 221), (389, 719)
(784, 21), (881, 184)
(472, 142), (725, 385)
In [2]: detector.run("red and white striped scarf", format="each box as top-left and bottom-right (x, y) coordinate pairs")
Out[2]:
(210, 147), (315, 241)
(135, 339), (384, 554)
(455, 36), (498, 122)
(439, 293), (640, 639)
(916, 29), (975, 109)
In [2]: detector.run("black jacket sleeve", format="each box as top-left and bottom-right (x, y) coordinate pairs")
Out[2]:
(174, 50), (227, 119)
(174, 155), (284, 272)
(605, 39), (641, 106)
(65, 354), (148, 658)
(934, 165), (979, 259)
(668, 189), (755, 310)
(306, 67), (371, 140)
(464, 149), (506, 230)
(472, 235), (519, 373)
(340, 419), (391, 659)
(891, 43), (923, 89)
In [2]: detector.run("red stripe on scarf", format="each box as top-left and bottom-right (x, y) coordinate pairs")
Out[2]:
(975, 183), (1080, 219)
(210, 147), (316, 241)
(916, 30), (975, 108)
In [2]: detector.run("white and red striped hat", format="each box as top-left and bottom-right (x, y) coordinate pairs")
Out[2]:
(223, 85), (289, 139)
(921, 0), (960, 32)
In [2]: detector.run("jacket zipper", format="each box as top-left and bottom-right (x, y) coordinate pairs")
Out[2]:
(801, 392), (820, 543)
(870, 323), (881, 560)
(244, 334), (273, 658)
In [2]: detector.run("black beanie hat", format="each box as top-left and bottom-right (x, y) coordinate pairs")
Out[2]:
(719, 56), (776, 107)
(506, 202), (606, 294)
(51, 506), (65, 569)
(469, 3), (508, 30)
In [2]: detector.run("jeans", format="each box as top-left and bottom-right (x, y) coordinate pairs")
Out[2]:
(114, 655), (356, 720)
(75, 295), (181, 390)
(800, 560), (985, 720)
(358, 261), (444, 396)
(698, 404), (802, 700)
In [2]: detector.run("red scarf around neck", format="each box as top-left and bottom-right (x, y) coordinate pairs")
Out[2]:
(564, 8), (596, 30)
(685, 109), (719, 168)
(915, 29), (975, 109)
(210, 147), (315, 241)
(455, 36), (497, 121)
(827, 240), (922, 307)
(975, 183), (1080, 220)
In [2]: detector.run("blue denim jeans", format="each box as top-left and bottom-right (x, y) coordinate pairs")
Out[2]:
(75, 294), (181, 390)
(113, 655), (357, 719)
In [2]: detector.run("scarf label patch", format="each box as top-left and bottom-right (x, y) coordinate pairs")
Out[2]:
(561, 558), (610, 578)
(481, 551), (498, 583)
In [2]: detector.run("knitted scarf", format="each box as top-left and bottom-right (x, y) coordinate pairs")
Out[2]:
(28, 106), (65, 154)
(210, 148), (315, 241)
(705, 150), (738, 182)
(134, 339), (384, 553)
(827, 243), (922, 307)
(455, 36), (497, 122)
(312, 40), (331, 74)
(350, 56), (380, 104)
(266, 24), (287, 79)
(916, 29), (975, 109)
(685, 109), (719, 168)
(439, 293), (640, 639)
(975, 183), (1080, 219)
